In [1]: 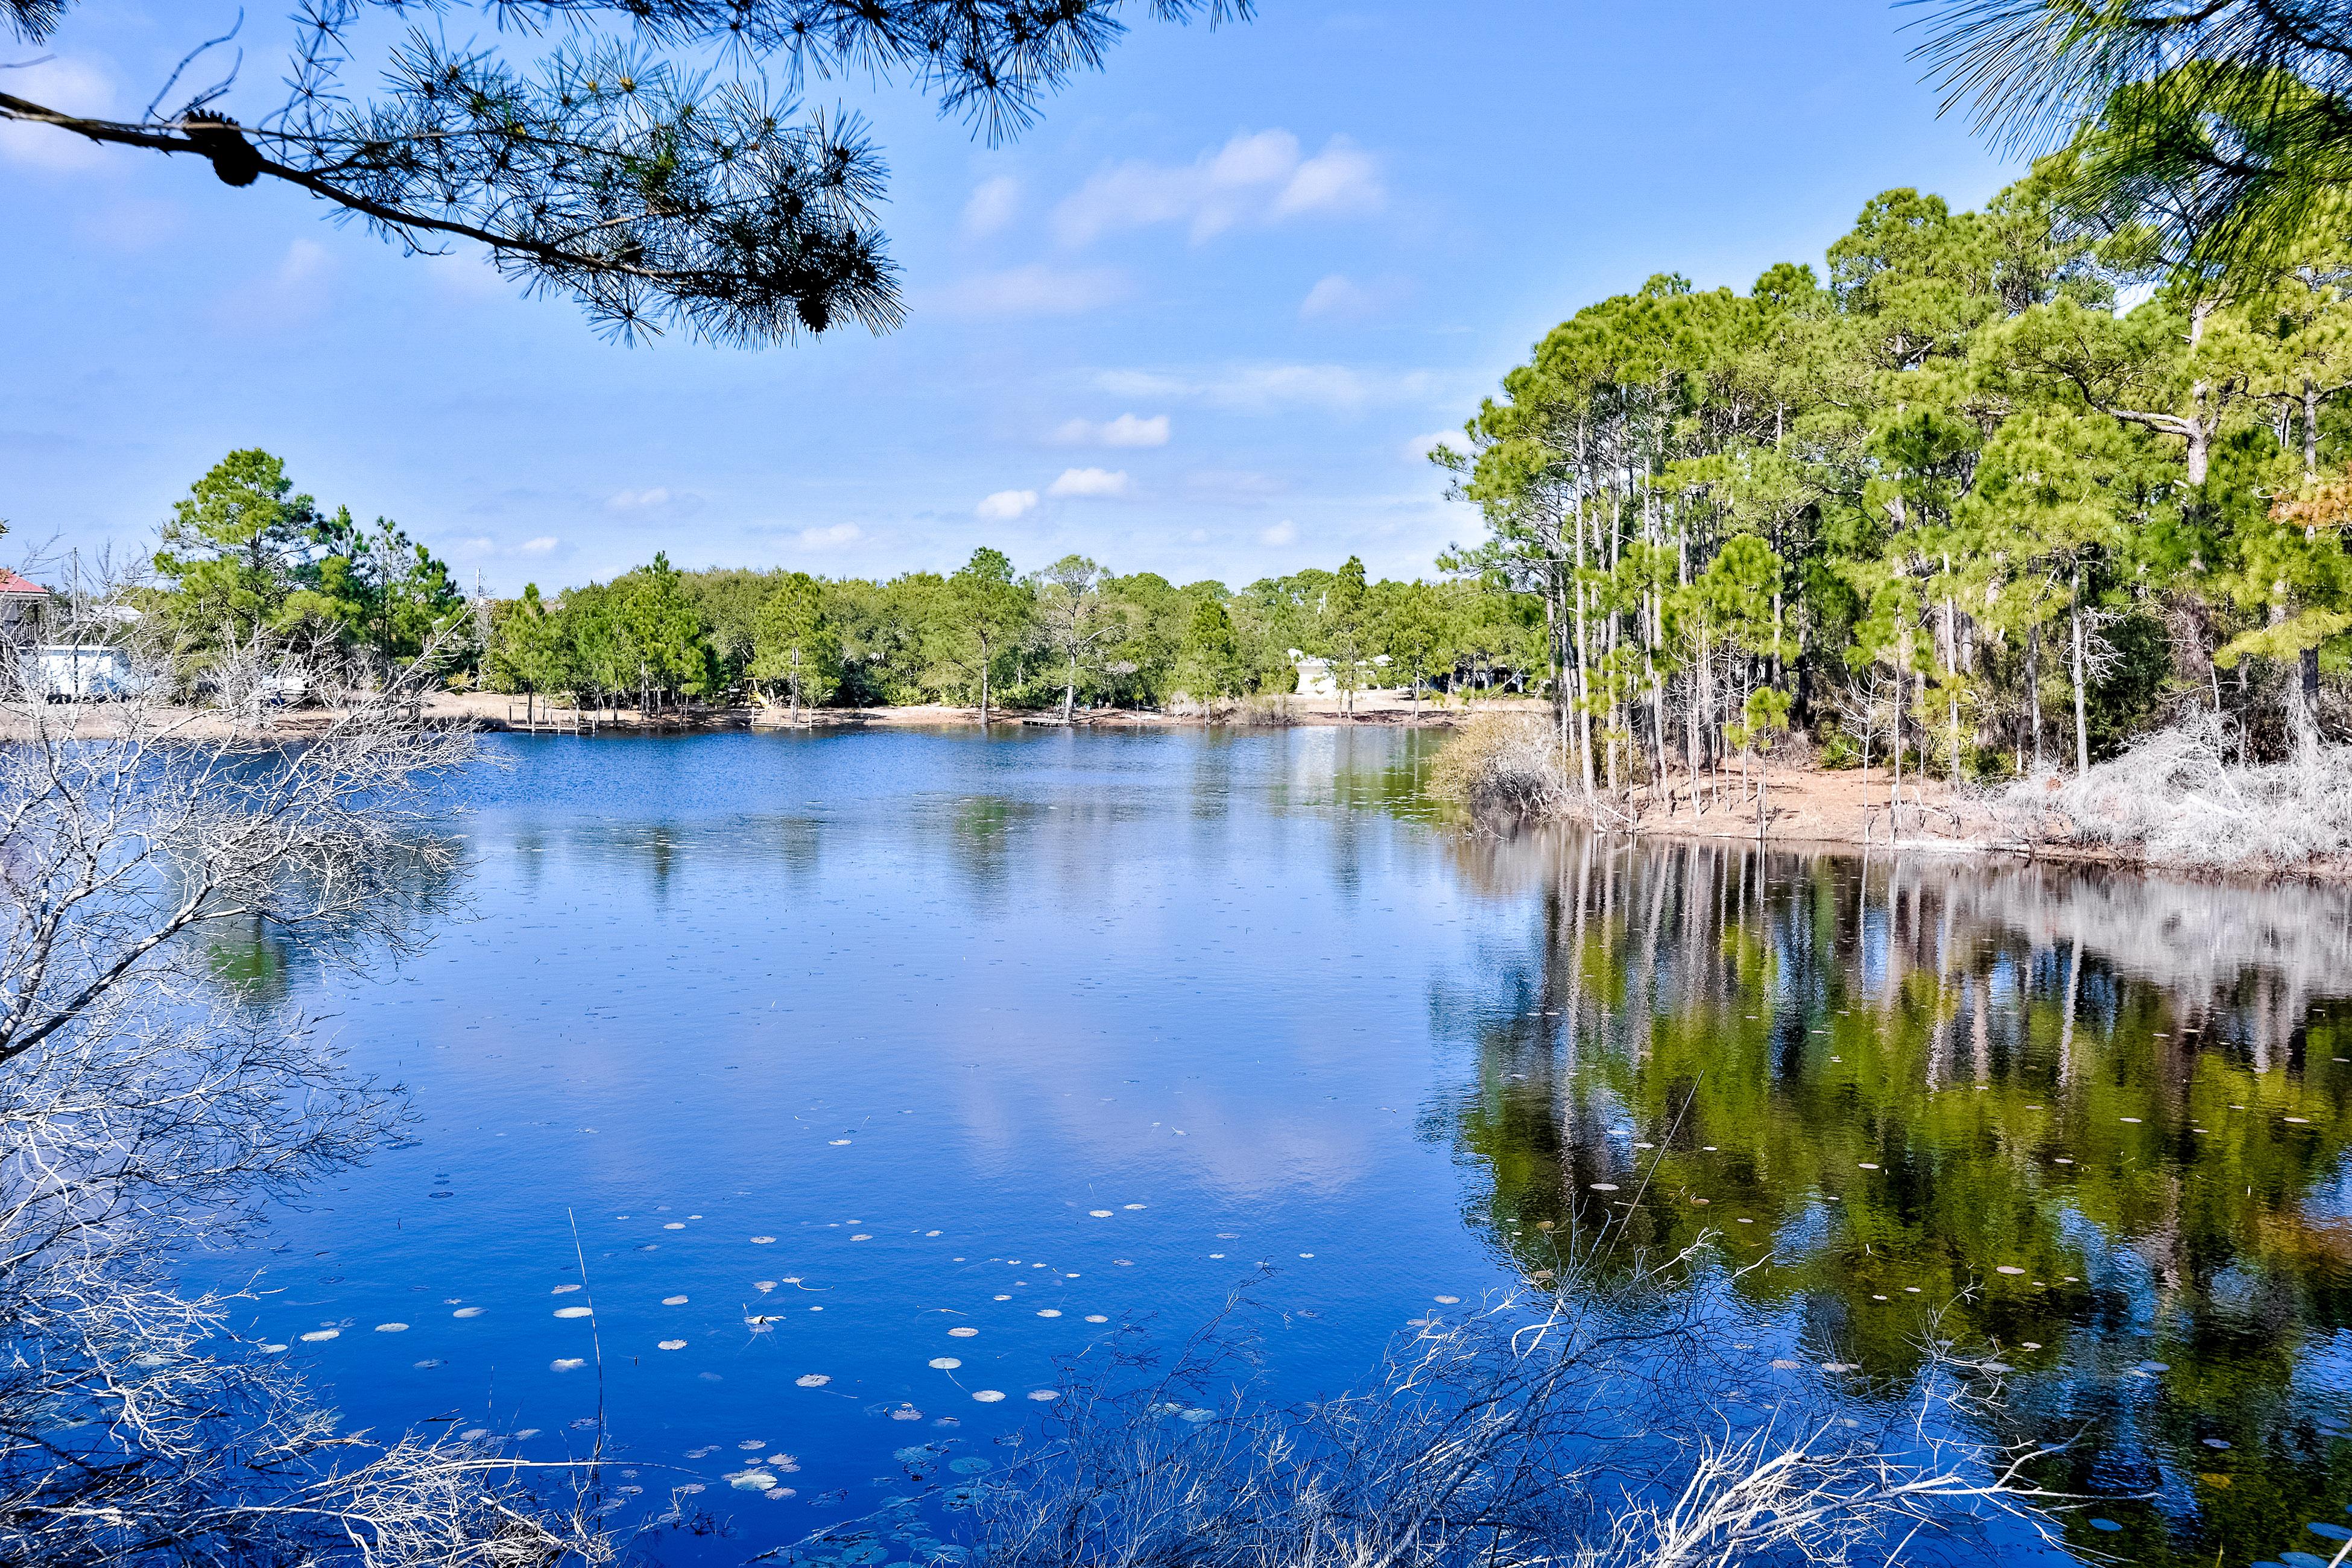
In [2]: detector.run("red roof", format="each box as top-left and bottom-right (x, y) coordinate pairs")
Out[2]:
(0, 571), (51, 597)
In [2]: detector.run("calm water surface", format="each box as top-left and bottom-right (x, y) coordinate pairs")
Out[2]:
(207, 729), (2352, 1568)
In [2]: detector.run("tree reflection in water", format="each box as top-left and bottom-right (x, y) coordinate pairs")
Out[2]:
(1430, 831), (2352, 1568)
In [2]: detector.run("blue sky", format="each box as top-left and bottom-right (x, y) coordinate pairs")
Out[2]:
(2, 2), (2017, 595)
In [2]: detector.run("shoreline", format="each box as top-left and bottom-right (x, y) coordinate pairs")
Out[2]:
(22, 694), (2338, 881)
(1518, 759), (2352, 883)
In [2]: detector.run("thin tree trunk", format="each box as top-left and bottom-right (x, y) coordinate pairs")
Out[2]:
(2026, 622), (2043, 771)
(1941, 557), (1962, 789)
(2070, 577), (2090, 776)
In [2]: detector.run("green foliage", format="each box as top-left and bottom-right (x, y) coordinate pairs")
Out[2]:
(749, 572), (839, 710)
(154, 449), (320, 646)
(153, 448), (462, 676)
(1447, 161), (2352, 778)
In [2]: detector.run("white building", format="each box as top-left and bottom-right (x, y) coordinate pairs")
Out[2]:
(1288, 649), (1336, 697)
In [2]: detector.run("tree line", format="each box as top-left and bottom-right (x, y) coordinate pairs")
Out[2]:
(479, 546), (1545, 718)
(1441, 150), (2352, 799)
(132, 448), (1553, 717)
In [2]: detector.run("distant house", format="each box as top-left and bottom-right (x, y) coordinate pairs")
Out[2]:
(0, 570), (51, 646)
(1289, 649), (1336, 697)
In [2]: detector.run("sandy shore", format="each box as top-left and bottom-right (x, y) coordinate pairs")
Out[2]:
(452, 687), (1516, 732)
(11, 691), (2239, 871)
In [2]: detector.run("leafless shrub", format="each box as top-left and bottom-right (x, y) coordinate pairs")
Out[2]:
(1166, 694), (1298, 727)
(2002, 711), (2352, 870)
(0, 590), (611, 1563)
(973, 1256), (2063, 1568)
(1430, 712), (1572, 819)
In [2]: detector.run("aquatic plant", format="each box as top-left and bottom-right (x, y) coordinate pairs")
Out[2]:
(968, 1267), (2064, 1568)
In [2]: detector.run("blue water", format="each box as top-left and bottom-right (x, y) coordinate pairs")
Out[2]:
(200, 727), (2352, 1567)
(217, 728), (1524, 1560)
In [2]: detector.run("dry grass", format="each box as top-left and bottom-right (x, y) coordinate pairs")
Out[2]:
(964, 1254), (2065, 1568)
(2004, 713), (2352, 871)
(1429, 712), (1572, 818)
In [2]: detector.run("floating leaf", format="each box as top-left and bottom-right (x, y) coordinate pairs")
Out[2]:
(454, 1307), (485, 1318)
(796, 1374), (830, 1387)
(411, 1358), (442, 1368)
(375, 1323), (409, 1333)
(1037, 1309), (1062, 1318)
(1084, 1315), (1108, 1324)
(663, 1295), (689, 1306)
(551, 1358), (586, 1371)
(972, 1390), (1005, 1403)
(300, 1329), (339, 1342)
(658, 1339), (688, 1351)
(1089, 1210), (1113, 1218)
(555, 1306), (593, 1318)
(930, 1357), (963, 1370)
(1027, 1389), (1058, 1402)
(948, 1327), (979, 1338)
(552, 1285), (581, 1295)
(751, 1236), (776, 1245)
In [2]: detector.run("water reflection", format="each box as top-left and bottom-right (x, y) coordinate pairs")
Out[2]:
(1432, 831), (2352, 1568)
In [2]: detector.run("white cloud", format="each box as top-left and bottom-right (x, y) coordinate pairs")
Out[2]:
(1259, 519), (1298, 547)
(1273, 139), (1383, 219)
(962, 176), (1022, 238)
(1047, 467), (1131, 499)
(1097, 363), (1444, 413)
(976, 488), (1039, 520)
(447, 534), (561, 560)
(1053, 413), (1170, 448)
(795, 523), (862, 549)
(935, 264), (1130, 317)
(220, 236), (335, 327)
(1403, 430), (1472, 464)
(607, 487), (671, 512)
(1052, 130), (1385, 247)
(0, 58), (116, 171)
(277, 238), (334, 288)
(1300, 273), (1409, 321)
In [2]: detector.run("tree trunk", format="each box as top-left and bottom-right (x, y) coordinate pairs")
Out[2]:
(2305, 375), (2321, 479)
(1063, 650), (1077, 724)
(2026, 622), (2043, 771)
(1941, 559), (1962, 789)
(2276, 598), (2319, 762)
(2070, 582), (2090, 776)
(790, 647), (801, 726)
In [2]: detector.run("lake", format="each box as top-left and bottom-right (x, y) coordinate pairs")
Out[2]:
(203, 727), (2352, 1568)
